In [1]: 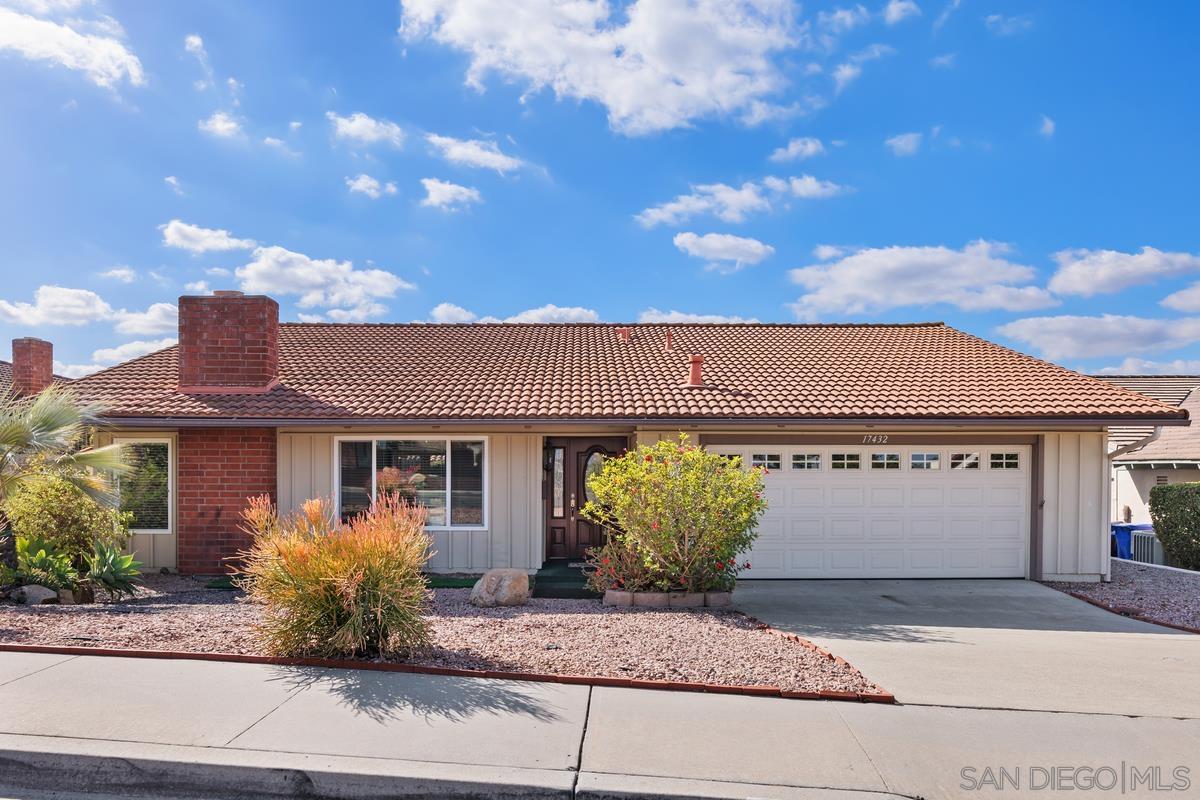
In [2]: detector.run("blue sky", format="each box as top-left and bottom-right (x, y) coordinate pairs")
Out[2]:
(1, 0), (1198, 378)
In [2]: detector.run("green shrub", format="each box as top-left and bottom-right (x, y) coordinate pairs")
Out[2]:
(581, 434), (768, 592)
(4, 476), (131, 571)
(86, 541), (143, 599)
(236, 494), (433, 658)
(1, 536), (78, 590)
(584, 536), (655, 593)
(1149, 483), (1200, 570)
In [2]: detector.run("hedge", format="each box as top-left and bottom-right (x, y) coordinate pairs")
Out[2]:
(1148, 483), (1200, 570)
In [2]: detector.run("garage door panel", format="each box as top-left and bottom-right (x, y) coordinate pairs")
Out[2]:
(735, 443), (1029, 579)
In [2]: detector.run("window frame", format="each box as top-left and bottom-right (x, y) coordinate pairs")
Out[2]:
(751, 453), (782, 470)
(989, 451), (1021, 471)
(791, 453), (821, 471)
(830, 453), (862, 470)
(910, 452), (941, 471)
(870, 452), (902, 470)
(333, 435), (489, 530)
(113, 436), (174, 536)
(950, 452), (981, 470)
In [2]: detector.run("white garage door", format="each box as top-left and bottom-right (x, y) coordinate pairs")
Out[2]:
(709, 444), (1031, 579)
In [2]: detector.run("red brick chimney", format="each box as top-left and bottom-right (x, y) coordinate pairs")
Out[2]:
(686, 354), (705, 387)
(11, 338), (54, 396)
(178, 291), (279, 393)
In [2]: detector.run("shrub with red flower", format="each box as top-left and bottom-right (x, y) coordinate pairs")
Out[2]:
(582, 434), (767, 593)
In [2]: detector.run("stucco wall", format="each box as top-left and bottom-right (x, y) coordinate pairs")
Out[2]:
(1040, 431), (1110, 581)
(1113, 466), (1200, 524)
(276, 431), (544, 573)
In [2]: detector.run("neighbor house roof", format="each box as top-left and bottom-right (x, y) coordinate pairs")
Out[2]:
(1114, 388), (1200, 463)
(1093, 375), (1200, 449)
(68, 322), (1188, 424)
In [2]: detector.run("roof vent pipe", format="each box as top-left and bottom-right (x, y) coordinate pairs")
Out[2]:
(616, 326), (631, 343)
(664, 329), (674, 351)
(686, 354), (705, 387)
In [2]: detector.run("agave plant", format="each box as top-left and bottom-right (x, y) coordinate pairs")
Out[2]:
(85, 541), (143, 599)
(0, 386), (127, 571)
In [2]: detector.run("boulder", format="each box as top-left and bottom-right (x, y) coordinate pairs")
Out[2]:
(13, 585), (58, 605)
(469, 569), (530, 607)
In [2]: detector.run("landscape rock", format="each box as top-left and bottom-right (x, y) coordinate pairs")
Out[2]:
(13, 585), (58, 605)
(469, 569), (530, 607)
(57, 589), (75, 605)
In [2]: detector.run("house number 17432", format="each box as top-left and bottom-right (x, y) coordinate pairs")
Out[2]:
(862, 434), (889, 444)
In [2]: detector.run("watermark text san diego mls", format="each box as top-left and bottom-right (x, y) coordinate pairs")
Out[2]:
(960, 764), (1190, 793)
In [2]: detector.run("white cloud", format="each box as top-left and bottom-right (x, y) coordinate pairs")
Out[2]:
(813, 244), (846, 261)
(1047, 247), (1200, 298)
(164, 175), (183, 195)
(0, 285), (113, 325)
(183, 33), (211, 89)
(1094, 357), (1200, 376)
(638, 308), (759, 323)
(420, 177), (482, 210)
(53, 361), (102, 378)
(325, 111), (404, 147)
(998, 315), (1200, 361)
(930, 52), (956, 68)
(0, 7), (144, 89)
(636, 173), (846, 227)
(183, 280), (209, 293)
(91, 337), (176, 364)
(399, 0), (799, 136)
(198, 110), (241, 138)
(673, 232), (774, 273)
(788, 240), (1057, 320)
(769, 136), (824, 162)
(933, 0), (961, 30)
(833, 43), (893, 93)
(429, 302), (478, 323)
(503, 304), (600, 323)
(289, 120), (302, 131)
(1162, 282), (1200, 312)
(235, 246), (415, 319)
(985, 13), (1033, 35)
(425, 133), (524, 173)
(99, 265), (135, 283)
(262, 136), (298, 156)
(160, 219), (255, 253)
(884, 131), (922, 156)
(205, 267), (231, 278)
(884, 0), (921, 25)
(816, 5), (871, 34)
(1039, 113), (1055, 138)
(113, 302), (177, 335)
(345, 174), (398, 199)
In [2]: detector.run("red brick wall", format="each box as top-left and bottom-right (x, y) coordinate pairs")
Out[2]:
(177, 427), (277, 574)
(178, 293), (278, 389)
(11, 337), (53, 396)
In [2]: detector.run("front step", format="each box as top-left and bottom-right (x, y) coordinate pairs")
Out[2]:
(532, 559), (601, 599)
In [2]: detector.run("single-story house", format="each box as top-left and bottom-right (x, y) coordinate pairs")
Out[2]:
(1095, 375), (1200, 524)
(15, 291), (1186, 582)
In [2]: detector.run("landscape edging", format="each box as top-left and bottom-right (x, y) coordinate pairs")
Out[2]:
(1064, 591), (1200, 635)
(0, 641), (895, 705)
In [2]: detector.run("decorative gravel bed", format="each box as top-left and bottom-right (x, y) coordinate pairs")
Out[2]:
(0, 576), (881, 694)
(1046, 559), (1200, 631)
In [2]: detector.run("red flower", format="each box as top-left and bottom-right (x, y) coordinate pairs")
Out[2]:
(651, 521), (660, 530)
(715, 561), (724, 570)
(644, 454), (653, 461)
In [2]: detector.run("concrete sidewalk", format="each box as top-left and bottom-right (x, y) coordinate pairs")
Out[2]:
(0, 651), (1197, 799)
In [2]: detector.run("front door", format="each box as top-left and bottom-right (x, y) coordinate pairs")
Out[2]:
(544, 437), (628, 561)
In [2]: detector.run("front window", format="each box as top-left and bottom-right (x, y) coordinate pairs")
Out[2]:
(117, 439), (171, 533)
(338, 438), (487, 527)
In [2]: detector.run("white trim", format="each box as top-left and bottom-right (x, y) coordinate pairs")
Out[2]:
(331, 435), (489, 531)
(112, 436), (173, 536)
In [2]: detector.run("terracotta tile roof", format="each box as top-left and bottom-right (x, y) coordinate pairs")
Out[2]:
(0, 360), (10, 395)
(67, 322), (1188, 424)
(1093, 375), (1200, 449)
(1114, 388), (1200, 462)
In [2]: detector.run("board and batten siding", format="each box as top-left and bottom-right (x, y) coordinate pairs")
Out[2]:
(1038, 432), (1110, 581)
(94, 430), (178, 572)
(276, 431), (544, 573)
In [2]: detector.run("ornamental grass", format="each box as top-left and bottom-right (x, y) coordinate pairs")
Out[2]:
(235, 493), (433, 659)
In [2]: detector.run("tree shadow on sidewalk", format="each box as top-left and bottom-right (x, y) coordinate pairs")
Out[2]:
(268, 665), (565, 726)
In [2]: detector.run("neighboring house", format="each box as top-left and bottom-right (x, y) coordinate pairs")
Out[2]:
(37, 291), (1185, 582)
(1096, 375), (1200, 524)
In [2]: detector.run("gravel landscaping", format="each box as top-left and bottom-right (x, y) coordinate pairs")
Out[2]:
(0, 575), (881, 694)
(1047, 559), (1200, 631)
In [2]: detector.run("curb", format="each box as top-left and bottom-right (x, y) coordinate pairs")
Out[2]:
(0, 641), (895, 704)
(1064, 591), (1200, 635)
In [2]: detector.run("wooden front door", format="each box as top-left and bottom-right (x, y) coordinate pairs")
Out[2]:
(543, 437), (628, 561)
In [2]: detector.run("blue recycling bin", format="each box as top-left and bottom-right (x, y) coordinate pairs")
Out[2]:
(1110, 523), (1153, 560)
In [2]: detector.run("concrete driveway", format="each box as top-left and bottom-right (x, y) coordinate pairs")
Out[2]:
(736, 579), (1200, 717)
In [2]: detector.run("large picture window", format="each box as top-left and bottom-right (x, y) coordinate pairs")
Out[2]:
(116, 439), (171, 533)
(337, 438), (486, 528)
